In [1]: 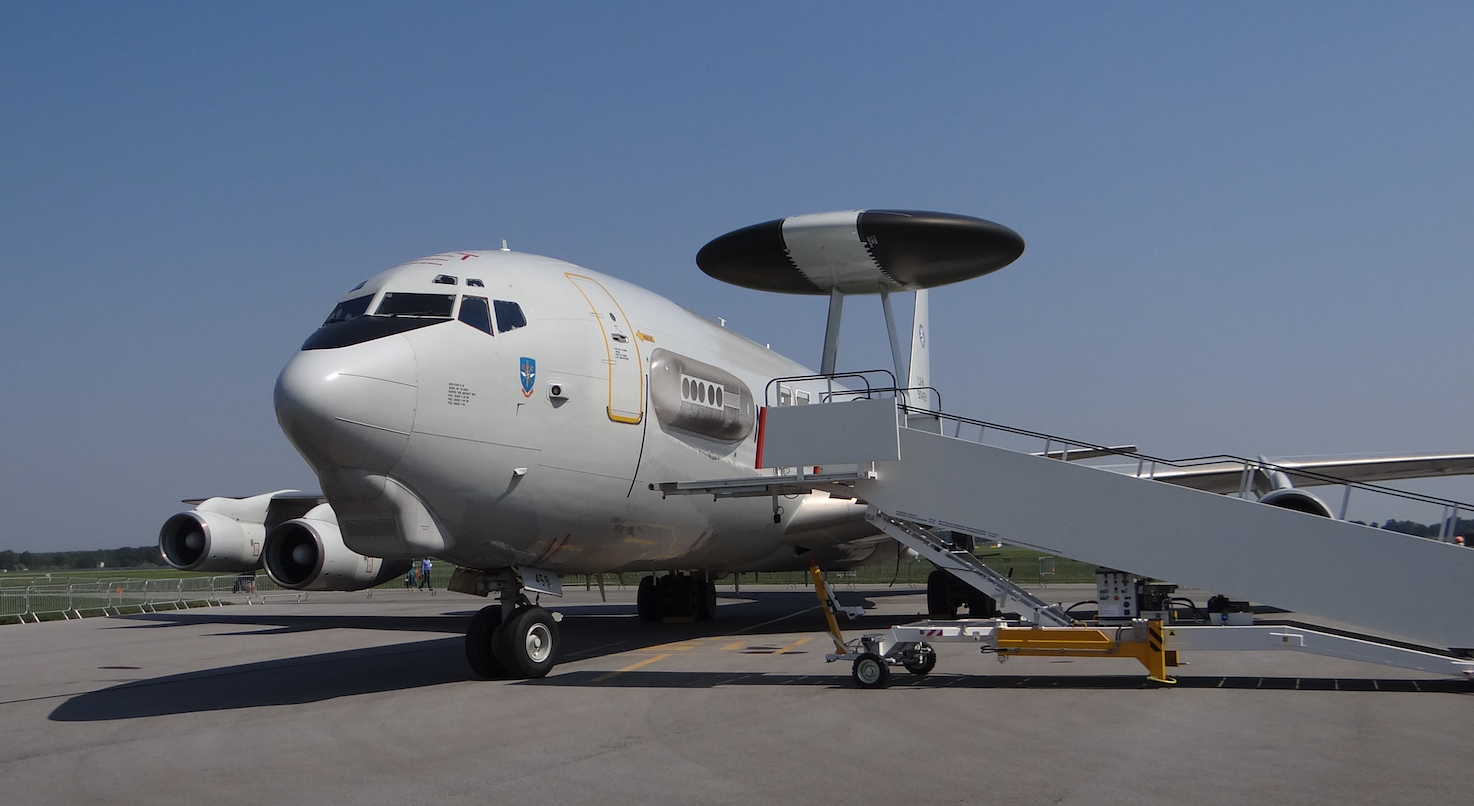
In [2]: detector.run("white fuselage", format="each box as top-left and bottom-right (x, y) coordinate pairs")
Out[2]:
(274, 250), (881, 575)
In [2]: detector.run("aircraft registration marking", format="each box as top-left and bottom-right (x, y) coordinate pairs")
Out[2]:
(590, 653), (671, 683)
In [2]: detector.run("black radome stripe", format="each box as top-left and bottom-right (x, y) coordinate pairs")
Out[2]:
(696, 218), (824, 294)
(697, 209), (1025, 295)
(856, 210), (1025, 290)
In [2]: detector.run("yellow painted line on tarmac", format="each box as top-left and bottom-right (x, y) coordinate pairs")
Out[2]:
(775, 636), (811, 654)
(722, 641), (745, 651)
(591, 653), (671, 683)
(649, 636), (717, 651)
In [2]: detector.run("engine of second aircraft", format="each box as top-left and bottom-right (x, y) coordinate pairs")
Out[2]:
(262, 504), (411, 591)
(1259, 488), (1334, 518)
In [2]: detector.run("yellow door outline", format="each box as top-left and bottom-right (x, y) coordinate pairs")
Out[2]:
(565, 273), (644, 424)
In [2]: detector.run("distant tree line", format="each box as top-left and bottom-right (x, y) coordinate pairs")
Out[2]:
(0, 546), (161, 572)
(1376, 518), (1473, 539)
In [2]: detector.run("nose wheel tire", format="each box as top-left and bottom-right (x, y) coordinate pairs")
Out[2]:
(852, 653), (891, 689)
(465, 606), (506, 679)
(495, 605), (559, 679)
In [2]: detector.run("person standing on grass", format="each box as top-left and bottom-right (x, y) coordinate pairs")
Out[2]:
(419, 557), (433, 590)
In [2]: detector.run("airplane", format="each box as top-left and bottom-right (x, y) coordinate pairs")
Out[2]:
(157, 209), (1474, 680)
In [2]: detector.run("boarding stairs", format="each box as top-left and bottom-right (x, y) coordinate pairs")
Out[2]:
(865, 511), (1073, 627)
(659, 374), (1474, 656)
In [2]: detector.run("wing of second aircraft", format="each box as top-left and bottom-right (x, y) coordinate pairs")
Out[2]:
(1147, 453), (1474, 494)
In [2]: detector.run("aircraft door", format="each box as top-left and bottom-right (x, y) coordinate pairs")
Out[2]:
(565, 274), (644, 424)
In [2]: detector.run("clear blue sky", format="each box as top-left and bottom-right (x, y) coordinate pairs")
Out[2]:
(3, 2), (1472, 552)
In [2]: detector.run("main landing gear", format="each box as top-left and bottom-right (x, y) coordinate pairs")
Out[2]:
(636, 573), (717, 622)
(926, 569), (998, 619)
(466, 595), (560, 680)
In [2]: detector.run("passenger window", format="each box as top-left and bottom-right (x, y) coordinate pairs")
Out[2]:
(458, 297), (493, 335)
(322, 295), (373, 327)
(376, 292), (456, 318)
(493, 300), (527, 333)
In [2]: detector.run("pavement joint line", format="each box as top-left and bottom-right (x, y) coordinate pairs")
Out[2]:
(726, 605), (821, 636)
(0, 692), (100, 707)
(590, 653), (670, 682)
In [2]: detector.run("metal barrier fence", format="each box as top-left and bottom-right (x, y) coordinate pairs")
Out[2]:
(1, 558), (1097, 625)
(0, 574), (309, 624)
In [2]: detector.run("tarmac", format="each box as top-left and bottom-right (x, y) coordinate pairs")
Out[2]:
(2, 582), (1472, 805)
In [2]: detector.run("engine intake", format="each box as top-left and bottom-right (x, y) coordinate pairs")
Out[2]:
(263, 504), (410, 591)
(158, 499), (270, 573)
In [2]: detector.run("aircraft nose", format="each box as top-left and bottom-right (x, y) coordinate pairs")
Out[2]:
(274, 336), (418, 474)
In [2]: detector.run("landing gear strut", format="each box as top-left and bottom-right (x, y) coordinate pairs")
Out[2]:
(636, 573), (718, 621)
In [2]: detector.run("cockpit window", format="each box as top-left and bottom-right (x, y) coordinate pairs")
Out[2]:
(432, 274), (458, 285)
(467, 278), (484, 287)
(458, 297), (493, 335)
(376, 292), (456, 318)
(493, 300), (527, 333)
(322, 295), (373, 327)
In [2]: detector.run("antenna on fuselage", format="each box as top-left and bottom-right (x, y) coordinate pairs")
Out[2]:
(694, 209), (1024, 400)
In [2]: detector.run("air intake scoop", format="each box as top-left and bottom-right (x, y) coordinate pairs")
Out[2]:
(696, 209), (1024, 295)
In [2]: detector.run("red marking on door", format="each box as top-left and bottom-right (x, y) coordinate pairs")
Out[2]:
(754, 407), (768, 469)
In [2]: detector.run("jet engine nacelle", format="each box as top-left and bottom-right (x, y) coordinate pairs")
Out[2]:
(159, 495), (274, 573)
(1259, 488), (1335, 518)
(263, 504), (411, 591)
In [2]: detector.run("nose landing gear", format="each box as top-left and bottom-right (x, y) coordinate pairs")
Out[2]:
(497, 604), (559, 678)
(465, 591), (561, 680)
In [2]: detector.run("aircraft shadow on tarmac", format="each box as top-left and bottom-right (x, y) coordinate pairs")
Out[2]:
(48, 590), (856, 721)
(49, 589), (1469, 722)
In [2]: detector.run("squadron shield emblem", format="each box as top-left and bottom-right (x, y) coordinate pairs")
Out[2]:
(519, 357), (536, 397)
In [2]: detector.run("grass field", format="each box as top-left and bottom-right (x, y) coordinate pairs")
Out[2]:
(2, 547), (1099, 625)
(2, 546), (1098, 591)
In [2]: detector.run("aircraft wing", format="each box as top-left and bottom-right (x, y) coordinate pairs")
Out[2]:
(1147, 454), (1474, 494)
(180, 491), (327, 523)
